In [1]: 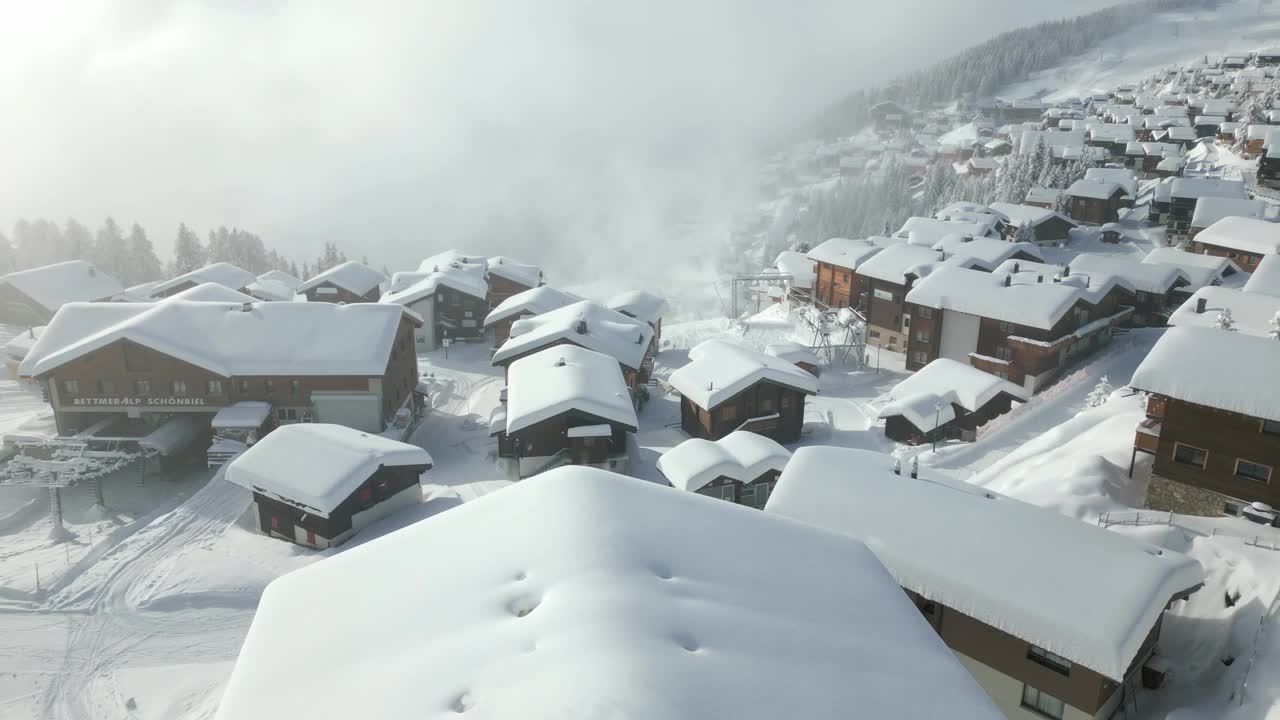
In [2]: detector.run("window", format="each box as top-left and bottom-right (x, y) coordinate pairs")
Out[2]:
(238, 379), (249, 395)
(995, 346), (1014, 362)
(277, 407), (298, 422)
(134, 379), (151, 396)
(170, 380), (188, 397)
(998, 320), (1016, 333)
(207, 380), (223, 396)
(719, 405), (739, 422)
(96, 379), (115, 396)
(1236, 459), (1272, 484)
(868, 329), (881, 339)
(911, 351), (929, 364)
(264, 380), (274, 395)
(751, 482), (772, 508)
(1021, 685), (1065, 720)
(709, 484), (736, 502)
(760, 394), (777, 413)
(1028, 645), (1073, 675)
(1173, 443), (1208, 469)
(917, 307), (933, 320)
(123, 343), (150, 372)
(290, 380), (300, 396)
(915, 329), (930, 343)
(270, 515), (280, 530)
(62, 379), (80, 395)
(995, 370), (1009, 380)
(902, 315), (911, 328)
(1263, 419), (1280, 436)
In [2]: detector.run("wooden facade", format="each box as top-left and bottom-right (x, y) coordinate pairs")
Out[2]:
(883, 392), (1019, 446)
(813, 260), (859, 309)
(434, 286), (489, 341)
(301, 280), (381, 304)
(486, 273), (537, 310)
(253, 463), (427, 548)
(0, 282), (53, 326)
(1185, 239), (1273, 273)
(495, 409), (632, 474)
(693, 469), (782, 510)
(1067, 187), (1127, 225)
(679, 380), (808, 444)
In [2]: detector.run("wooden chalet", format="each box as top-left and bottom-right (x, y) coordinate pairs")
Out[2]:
(296, 261), (386, 304)
(656, 431), (791, 509)
(668, 340), (818, 443)
(1064, 180), (1128, 225)
(380, 256), (491, 350)
(879, 359), (1026, 445)
(150, 262), (256, 299)
(1164, 178), (1248, 238)
(606, 290), (668, 354)
(225, 423), (432, 549)
(806, 237), (888, 309)
(484, 256), (542, 308)
(490, 300), (654, 391)
(0, 261), (123, 326)
(482, 285), (579, 348)
(1186, 217), (1280, 273)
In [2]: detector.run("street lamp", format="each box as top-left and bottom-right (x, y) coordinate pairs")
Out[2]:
(932, 400), (943, 453)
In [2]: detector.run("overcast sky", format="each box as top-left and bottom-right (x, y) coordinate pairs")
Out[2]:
(0, 0), (1117, 281)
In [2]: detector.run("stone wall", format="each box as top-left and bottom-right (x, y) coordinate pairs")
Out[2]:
(1145, 474), (1234, 516)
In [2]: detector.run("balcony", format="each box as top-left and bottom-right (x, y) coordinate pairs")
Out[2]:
(1134, 418), (1161, 455)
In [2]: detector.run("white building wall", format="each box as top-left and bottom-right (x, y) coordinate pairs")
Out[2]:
(954, 651), (1098, 720)
(406, 296), (437, 351)
(940, 309), (981, 364)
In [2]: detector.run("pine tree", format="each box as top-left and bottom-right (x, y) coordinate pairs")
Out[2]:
(92, 218), (129, 281)
(1214, 307), (1236, 332)
(1087, 375), (1112, 407)
(173, 223), (205, 274)
(1270, 311), (1280, 341)
(1014, 221), (1036, 244)
(63, 219), (92, 262)
(0, 233), (14, 273)
(126, 223), (164, 284)
(289, 261), (300, 279)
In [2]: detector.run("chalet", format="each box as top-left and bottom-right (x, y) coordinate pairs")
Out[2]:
(1186, 216), (1280, 271)
(1243, 254), (1280, 297)
(1100, 223), (1126, 243)
(1064, 180), (1128, 225)
(18, 301), (423, 438)
(482, 285), (579, 347)
(1024, 187), (1061, 208)
(225, 423), (431, 548)
(984, 138), (1013, 156)
(484, 255), (542, 307)
(988, 203), (1078, 245)
(965, 157), (996, 176)
(869, 100), (911, 131)
(1124, 142), (1183, 174)
(1142, 247), (1243, 293)
(1068, 254), (1190, 326)
(606, 290), (668, 352)
(1086, 122), (1136, 154)
(1005, 98), (1045, 123)
(1154, 155), (1185, 178)
(932, 201), (1011, 236)
(764, 341), (820, 374)
(490, 300), (653, 391)
(1155, 126), (1199, 149)
(895, 215), (1001, 244)
(380, 257), (489, 349)
(150, 262), (256, 299)
(0, 261), (123, 326)
(1261, 145), (1280, 185)
(1131, 326), (1280, 518)
(295, 261), (386, 304)
(668, 339), (817, 443)
(1084, 168), (1138, 201)
(1222, 55), (1249, 69)
(1166, 177), (1248, 237)
(245, 270), (301, 302)
(1243, 124), (1275, 157)
(1256, 48), (1280, 65)
(806, 237), (889, 309)
(1187, 197), (1266, 238)
(491, 345), (637, 478)
(903, 265), (1133, 393)
(766, 446), (1204, 720)
(1192, 114), (1225, 138)
(656, 431), (791, 508)
(879, 358), (1026, 445)
(214, 467), (1002, 720)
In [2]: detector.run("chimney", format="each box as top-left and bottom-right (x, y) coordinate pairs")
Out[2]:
(636, 333), (644, 344)
(1037, 274), (1044, 283)
(1054, 275), (1061, 283)
(1064, 264), (1071, 275)
(240, 302), (253, 312)
(576, 319), (588, 334)
(937, 249), (945, 261)
(555, 356), (566, 367)
(892, 458), (901, 476)
(1004, 274), (1012, 287)
(1196, 297), (1207, 314)
(910, 456), (919, 479)
(1013, 262), (1020, 272)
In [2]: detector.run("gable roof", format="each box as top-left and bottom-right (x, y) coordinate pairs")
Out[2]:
(606, 290), (668, 325)
(1132, 326), (1280, 423)
(224, 424), (431, 517)
(491, 300), (652, 371)
(904, 265), (1126, 331)
(0, 260), (124, 312)
(806, 237), (890, 270)
(484, 286), (582, 328)
(215, 467), (1001, 720)
(1169, 177), (1247, 201)
(257, 269), (302, 290)
(485, 256), (542, 288)
(1066, 179), (1125, 201)
(766, 447), (1204, 683)
(1194, 216), (1280, 256)
(1243, 255), (1280, 297)
(20, 301), (414, 379)
(1067, 253), (1189, 295)
(381, 260), (489, 307)
(668, 339), (818, 410)
(930, 235), (1044, 269)
(770, 251), (816, 288)
(988, 202), (1076, 230)
(504, 346), (637, 435)
(1142, 247), (1241, 289)
(657, 431), (792, 492)
(879, 358), (1027, 432)
(151, 262), (256, 297)
(895, 216), (999, 245)
(296, 261), (387, 297)
(1167, 286), (1280, 337)
(1190, 197), (1267, 229)
(1083, 168), (1138, 197)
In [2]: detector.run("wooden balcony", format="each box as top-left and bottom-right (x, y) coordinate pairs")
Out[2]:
(1134, 418), (1161, 455)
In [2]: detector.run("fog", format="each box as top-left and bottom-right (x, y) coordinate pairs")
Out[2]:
(0, 0), (1117, 288)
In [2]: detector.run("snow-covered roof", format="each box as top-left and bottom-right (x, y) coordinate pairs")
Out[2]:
(905, 266), (1125, 331)
(492, 300), (652, 371)
(483, 286), (581, 328)
(257, 269), (302, 291)
(668, 339), (818, 410)
(1066, 179), (1125, 201)
(117, 280), (162, 303)
(1190, 197), (1267, 229)
(1169, 177), (1247, 201)
(989, 202), (1076, 230)
(606, 290), (668, 325)
(806, 237), (889, 270)
(1142, 247), (1240, 289)
(1083, 168), (1138, 197)
(211, 401), (273, 430)
(381, 261), (489, 307)
(245, 277), (297, 302)
(296, 261), (386, 297)
(504, 345), (637, 435)
(930, 235), (1043, 270)
(771, 251), (816, 287)
(20, 300), (415, 379)
(878, 358), (1026, 432)
(1156, 156), (1185, 172)
(895, 216), (999, 245)
(417, 249), (488, 274)
(657, 431), (792, 492)
(216, 467), (1001, 720)
(766, 446), (1204, 683)
(764, 341), (819, 366)
(933, 201), (1008, 223)
(2, 326), (42, 362)
(150, 262), (256, 297)
(224, 424), (431, 517)
(1024, 187), (1062, 205)
(485, 256), (542, 288)
(164, 282), (258, 304)
(0, 260), (124, 312)
(1133, 326), (1280, 423)
(1167, 286), (1280, 337)
(1243, 255), (1280, 297)
(1194, 216), (1280, 256)
(1066, 254), (1189, 295)
(1089, 123), (1136, 143)
(856, 243), (955, 285)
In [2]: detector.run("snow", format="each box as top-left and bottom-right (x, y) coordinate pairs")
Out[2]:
(764, 341), (819, 367)
(416, 249), (488, 274)
(1068, 253), (1190, 294)
(164, 282), (258, 304)
(21, 300), (414, 379)
(256, 270), (301, 291)
(1143, 247), (1242, 290)
(1167, 286), (1280, 337)
(766, 446), (1205, 682)
(1191, 197), (1268, 229)
(485, 256), (542, 288)
(667, 339), (818, 410)
(895, 216), (999, 244)
(150, 262), (257, 297)
(1066, 179), (1124, 201)
(0, 260), (124, 312)
(224, 423), (431, 517)
(931, 234), (1043, 269)
(988, 202), (1074, 230)
(2, 325), (42, 363)
(1131, 326), (1280, 423)
(1243, 255), (1280, 297)
(216, 467), (1001, 720)
(605, 290), (668, 325)
(245, 277), (297, 302)
(565, 424), (612, 438)
(211, 402), (273, 430)
(878, 358), (1027, 433)
(905, 266), (1100, 331)
(805, 236), (889, 270)
(294, 261), (386, 297)
(1194, 217), (1280, 257)
(770, 250), (816, 288)
(482, 286), (581, 328)
(138, 415), (208, 456)
(1084, 168), (1139, 198)
(382, 261), (490, 306)
(854, 243), (951, 285)
(656, 431), (791, 492)
(492, 300), (652, 372)
(1171, 177), (1248, 202)
(503, 345), (637, 435)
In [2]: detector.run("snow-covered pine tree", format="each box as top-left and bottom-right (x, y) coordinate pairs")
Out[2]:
(1087, 375), (1112, 408)
(1270, 311), (1280, 341)
(92, 218), (129, 282)
(172, 223), (205, 274)
(125, 223), (164, 285)
(1214, 307), (1236, 332)
(1013, 221), (1035, 244)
